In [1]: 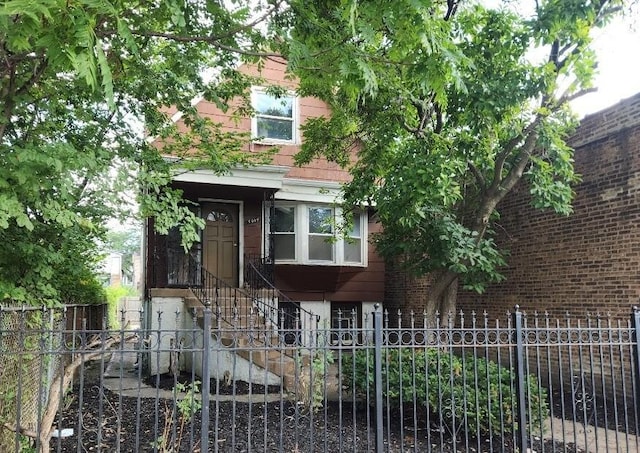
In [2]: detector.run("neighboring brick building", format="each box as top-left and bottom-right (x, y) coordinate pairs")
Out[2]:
(458, 92), (640, 321)
(387, 92), (640, 322)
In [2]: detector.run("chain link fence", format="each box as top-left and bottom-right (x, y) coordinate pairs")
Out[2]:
(0, 304), (106, 452)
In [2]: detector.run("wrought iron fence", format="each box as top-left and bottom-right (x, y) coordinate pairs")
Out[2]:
(1, 304), (640, 452)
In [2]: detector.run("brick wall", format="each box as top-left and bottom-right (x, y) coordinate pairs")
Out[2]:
(387, 93), (640, 323)
(384, 257), (435, 320)
(458, 93), (640, 322)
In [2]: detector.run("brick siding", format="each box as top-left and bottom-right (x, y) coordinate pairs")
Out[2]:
(387, 93), (640, 323)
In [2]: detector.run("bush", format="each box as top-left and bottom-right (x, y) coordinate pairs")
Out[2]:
(105, 285), (137, 328)
(341, 348), (548, 438)
(59, 266), (106, 305)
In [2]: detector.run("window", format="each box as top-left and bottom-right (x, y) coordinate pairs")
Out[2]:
(268, 203), (367, 266)
(272, 206), (296, 260)
(330, 302), (360, 345)
(308, 207), (334, 261)
(252, 88), (297, 143)
(344, 212), (362, 263)
(206, 207), (232, 223)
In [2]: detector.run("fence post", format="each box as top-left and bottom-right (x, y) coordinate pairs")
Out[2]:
(512, 306), (528, 453)
(632, 306), (640, 423)
(201, 300), (212, 453)
(373, 303), (384, 453)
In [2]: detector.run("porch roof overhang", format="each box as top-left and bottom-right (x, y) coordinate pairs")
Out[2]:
(276, 178), (343, 204)
(171, 165), (346, 204)
(172, 165), (290, 189)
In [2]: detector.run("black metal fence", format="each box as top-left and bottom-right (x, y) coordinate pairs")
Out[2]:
(1, 304), (640, 452)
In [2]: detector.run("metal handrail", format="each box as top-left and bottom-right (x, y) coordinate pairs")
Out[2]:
(196, 264), (272, 329)
(243, 254), (319, 330)
(166, 250), (318, 336)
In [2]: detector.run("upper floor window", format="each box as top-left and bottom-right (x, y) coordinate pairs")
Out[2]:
(252, 88), (297, 144)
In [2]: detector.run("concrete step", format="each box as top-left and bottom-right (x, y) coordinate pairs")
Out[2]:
(180, 290), (302, 392)
(224, 330), (311, 392)
(236, 348), (297, 387)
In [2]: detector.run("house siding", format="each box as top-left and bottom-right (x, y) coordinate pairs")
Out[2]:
(188, 58), (352, 184)
(275, 218), (385, 303)
(147, 59), (385, 306)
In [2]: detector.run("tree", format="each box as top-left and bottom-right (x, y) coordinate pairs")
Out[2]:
(283, 0), (626, 319)
(0, 0), (286, 305)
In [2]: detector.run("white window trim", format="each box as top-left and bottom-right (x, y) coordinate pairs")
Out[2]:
(251, 86), (299, 145)
(267, 202), (368, 267)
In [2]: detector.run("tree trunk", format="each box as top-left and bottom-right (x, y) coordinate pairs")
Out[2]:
(438, 278), (458, 323)
(425, 269), (459, 327)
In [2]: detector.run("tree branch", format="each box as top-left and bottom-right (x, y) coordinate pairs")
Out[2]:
(433, 103), (443, 133)
(15, 57), (48, 97)
(472, 116), (541, 240)
(98, 29), (283, 58)
(212, 0), (284, 42)
(444, 1), (460, 21)
(498, 122), (541, 195)
(488, 133), (524, 195)
(0, 62), (17, 143)
(467, 161), (485, 188)
(555, 86), (598, 106)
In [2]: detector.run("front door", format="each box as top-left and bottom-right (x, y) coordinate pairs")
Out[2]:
(202, 202), (239, 287)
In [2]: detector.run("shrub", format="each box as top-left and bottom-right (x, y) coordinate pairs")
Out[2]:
(105, 285), (137, 328)
(341, 347), (548, 438)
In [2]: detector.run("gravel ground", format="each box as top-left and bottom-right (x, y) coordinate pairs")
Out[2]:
(49, 383), (586, 453)
(39, 355), (606, 452)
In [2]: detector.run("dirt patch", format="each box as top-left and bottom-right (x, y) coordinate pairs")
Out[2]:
(549, 387), (638, 436)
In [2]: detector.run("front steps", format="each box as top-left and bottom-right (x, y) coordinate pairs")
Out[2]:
(176, 287), (306, 392)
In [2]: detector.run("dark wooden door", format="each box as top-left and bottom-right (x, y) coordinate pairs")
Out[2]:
(202, 202), (238, 287)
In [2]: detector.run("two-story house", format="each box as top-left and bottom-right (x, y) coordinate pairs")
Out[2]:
(142, 58), (384, 383)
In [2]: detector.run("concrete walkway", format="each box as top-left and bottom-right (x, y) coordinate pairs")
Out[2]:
(101, 341), (284, 403)
(541, 416), (639, 453)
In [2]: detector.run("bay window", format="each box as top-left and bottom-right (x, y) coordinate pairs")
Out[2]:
(269, 203), (366, 266)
